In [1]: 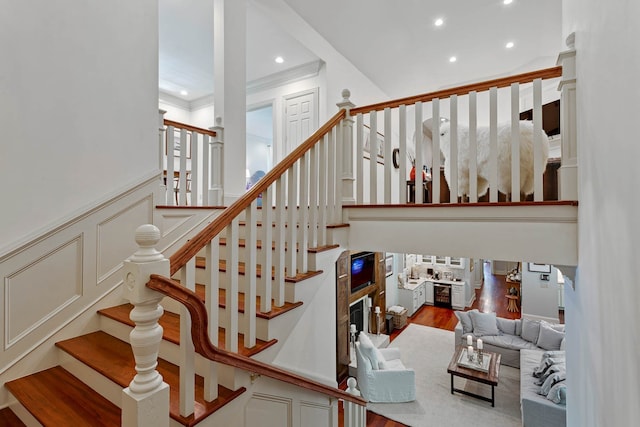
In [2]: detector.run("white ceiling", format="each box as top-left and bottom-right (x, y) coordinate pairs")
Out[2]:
(159, 0), (562, 102)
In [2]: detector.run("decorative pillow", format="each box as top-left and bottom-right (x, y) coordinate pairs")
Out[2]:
(535, 362), (566, 385)
(546, 382), (567, 405)
(533, 356), (565, 378)
(454, 310), (476, 334)
(358, 334), (382, 370)
(540, 369), (566, 396)
(537, 322), (565, 351)
(469, 311), (500, 337)
(496, 317), (517, 335)
(542, 350), (566, 359)
(521, 318), (541, 344)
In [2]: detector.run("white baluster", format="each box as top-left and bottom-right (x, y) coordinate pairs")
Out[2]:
(384, 107), (392, 204)
(260, 186), (273, 313)
(468, 91), (478, 203)
(274, 177), (286, 306)
(209, 117), (224, 206)
(511, 83), (521, 202)
(178, 128), (188, 205)
(337, 89), (356, 206)
(557, 33), (577, 200)
(190, 131), (199, 206)
(202, 132), (210, 205)
(158, 110), (167, 188)
(179, 258), (195, 416)
(413, 102), (424, 203)
(286, 162), (298, 278)
(318, 135), (328, 246)
(204, 238), (219, 401)
(226, 217), (239, 352)
(368, 111), (377, 204)
(398, 105), (407, 204)
(489, 87), (498, 202)
(431, 100), (439, 204)
(449, 95), (458, 203)
(308, 145), (319, 248)
(166, 125), (176, 206)
(244, 202), (257, 348)
(122, 224), (170, 427)
(327, 128), (336, 221)
(298, 152), (309, 273)
(532, 78), (544, 201)
(355, 114), (364, 204)
(334, 123), (343, 223)
(344, 377), (366, 427)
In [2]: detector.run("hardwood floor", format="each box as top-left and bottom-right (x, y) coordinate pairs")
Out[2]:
(342, 261), (564, 427)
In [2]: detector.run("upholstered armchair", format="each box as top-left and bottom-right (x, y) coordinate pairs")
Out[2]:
(355, 333), (416, 403)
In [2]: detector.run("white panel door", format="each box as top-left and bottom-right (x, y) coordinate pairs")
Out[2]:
(284, 89), (318, 156)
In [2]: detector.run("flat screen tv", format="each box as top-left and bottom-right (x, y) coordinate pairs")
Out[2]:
(350, 252), (376, 293)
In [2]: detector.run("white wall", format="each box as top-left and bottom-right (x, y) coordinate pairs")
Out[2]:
(521, 263), (560, 322)
(0, 0), (159, 252)
(563, 1), (640, 426)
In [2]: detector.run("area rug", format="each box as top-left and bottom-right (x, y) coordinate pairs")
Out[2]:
(366, 324), (521, 427)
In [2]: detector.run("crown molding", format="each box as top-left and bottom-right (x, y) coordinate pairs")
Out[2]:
(247, 60), (324, 95)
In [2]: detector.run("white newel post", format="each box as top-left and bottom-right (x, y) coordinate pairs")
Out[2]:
(344, 377), (366, 427)
(210, 116), (224, 205)
(158, 110), (167, 189)
(557, 32), (577, 200)
(122, 225), (170, 427)
(337, 89), (356, 212)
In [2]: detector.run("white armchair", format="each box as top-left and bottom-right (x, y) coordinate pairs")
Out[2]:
(355, 333), (416, 403)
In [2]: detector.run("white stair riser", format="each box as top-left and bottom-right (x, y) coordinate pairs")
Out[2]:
(7, 402), (41, 427)
(58, 352), (123, 408)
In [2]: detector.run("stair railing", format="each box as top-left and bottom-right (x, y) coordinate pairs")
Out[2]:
(126, 97), (365, 425)
(159, 111), (224, 207)
(347, 66), (564, 205)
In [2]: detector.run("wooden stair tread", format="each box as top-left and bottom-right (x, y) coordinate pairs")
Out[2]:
(98, 304), (277, 357)
(0, 408), (26, 427)
(55, 331), (245, 426)
(194, 257), (322, 283)
(192, 285), (303, 320)
(5, 366), (120, 426)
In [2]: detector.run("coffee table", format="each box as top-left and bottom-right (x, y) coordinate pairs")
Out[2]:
(447, 346), (501, 407)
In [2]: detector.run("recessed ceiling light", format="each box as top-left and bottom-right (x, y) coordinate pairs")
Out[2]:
(503, 0), (513, 4)
(275, 56), (284, 64)
(506, 41), (514, 49)
(180, 90), (188, 96)
(449, 56), (457, 63)
(434, 18), (444, 27)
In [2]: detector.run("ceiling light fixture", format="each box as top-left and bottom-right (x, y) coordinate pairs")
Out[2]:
(180, 90), (188, 96)
(449, 56), (457, 63)
(434, 18), (444, 27)
(503, 0), (513, 4)
(275, 56), (284, 64)
(506, 41), (514, 49)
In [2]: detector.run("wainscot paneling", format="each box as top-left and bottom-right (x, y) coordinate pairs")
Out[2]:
(300, 400), (333, 427)
(5, 235), (83, 349)
(245, 393), (292, 427)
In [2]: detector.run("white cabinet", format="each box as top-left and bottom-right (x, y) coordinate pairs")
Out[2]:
(451, 282), (465, 309)
(398, 281), (426, 316)
(420, 255), (466, 269)
(424, 281), (434, 305)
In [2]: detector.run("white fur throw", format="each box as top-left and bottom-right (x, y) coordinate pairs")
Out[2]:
(421, 118), (550, 197)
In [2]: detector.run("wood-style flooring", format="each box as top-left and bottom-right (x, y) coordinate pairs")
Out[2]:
(342, 261), (564, 427)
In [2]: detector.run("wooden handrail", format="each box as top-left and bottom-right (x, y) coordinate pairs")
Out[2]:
(164, 119), (217, 137)
(168, 110), (346, 276)
(350, 66), (563, 115)
(147, 275), (366, 406)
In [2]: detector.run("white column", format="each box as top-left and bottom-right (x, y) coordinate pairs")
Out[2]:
(214, 0), (246, 205)
(122, 224), (170, 427)
(337, 89), (356, 207)
(557, 32), (578, 200)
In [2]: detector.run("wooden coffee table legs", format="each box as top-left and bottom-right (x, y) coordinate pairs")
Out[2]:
(450, 374), (496, 407)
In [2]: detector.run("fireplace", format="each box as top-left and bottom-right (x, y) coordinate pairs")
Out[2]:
(349, 299), (364, 336)
(434, 283), (452, 308)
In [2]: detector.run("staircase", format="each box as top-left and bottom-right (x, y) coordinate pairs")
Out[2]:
(4, 219), (348, 426)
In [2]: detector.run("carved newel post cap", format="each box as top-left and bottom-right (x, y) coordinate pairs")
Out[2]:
(346, 377), (357, 390)
(131, 224), (163, 263)
(341, 89), (351, 102)
(215, 116), (222, 126)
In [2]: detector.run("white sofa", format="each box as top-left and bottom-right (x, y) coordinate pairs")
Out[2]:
(355, 333), (416, 403)
(520, 349), (567, 427)
(454, 310), (565, 368)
